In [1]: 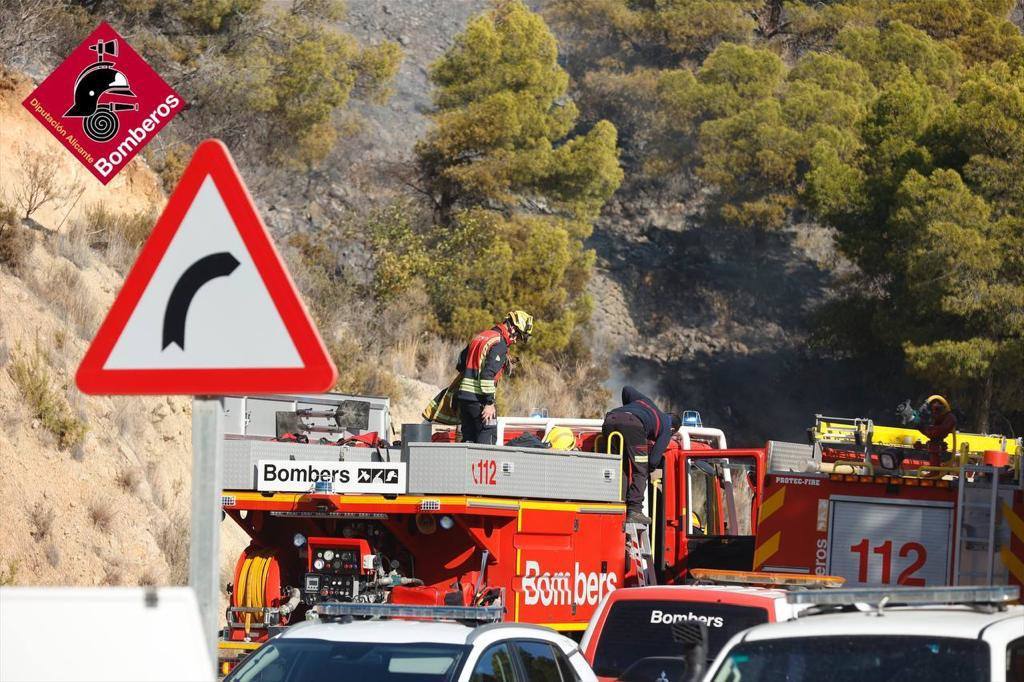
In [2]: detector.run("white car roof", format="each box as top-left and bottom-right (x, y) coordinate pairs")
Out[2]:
(737, 605), (1024, 642)
(280, 620), (475, 645)
(278, 619), (574, 650)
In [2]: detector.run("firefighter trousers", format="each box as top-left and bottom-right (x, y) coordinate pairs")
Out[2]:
(602, 411), (649, 512)
(459, 400), (496, 445)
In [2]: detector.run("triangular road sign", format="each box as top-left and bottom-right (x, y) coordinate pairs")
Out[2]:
(77, 139), (338, 395)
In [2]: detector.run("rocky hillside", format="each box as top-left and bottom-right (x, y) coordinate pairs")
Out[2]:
(0, 65), (440, 590)
(0, 70), (252, 589)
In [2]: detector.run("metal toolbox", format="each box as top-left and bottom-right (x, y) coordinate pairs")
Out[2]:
(222, 438), (623, 503)
(404, 442), (622, 503)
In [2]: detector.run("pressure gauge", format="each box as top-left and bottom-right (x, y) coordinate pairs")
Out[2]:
(313, 558), (325, 570)
(323, 550), (335, 561)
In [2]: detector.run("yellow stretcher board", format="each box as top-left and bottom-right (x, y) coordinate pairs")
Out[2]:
(813, 418), (1022, 457)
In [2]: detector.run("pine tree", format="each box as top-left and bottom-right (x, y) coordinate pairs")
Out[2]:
(415, 0), (623, 355)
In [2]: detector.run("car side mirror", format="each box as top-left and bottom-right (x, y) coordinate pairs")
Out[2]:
(671, 620), (708, 682)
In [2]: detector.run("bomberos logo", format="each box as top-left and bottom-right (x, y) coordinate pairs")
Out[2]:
(22, 21), (184, 185)
(650, 609), (725, 628)
(521, 560), (617, 607)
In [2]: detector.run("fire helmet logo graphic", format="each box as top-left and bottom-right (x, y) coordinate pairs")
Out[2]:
(22, 22), (185, 184)
(63, 39), (139, 143)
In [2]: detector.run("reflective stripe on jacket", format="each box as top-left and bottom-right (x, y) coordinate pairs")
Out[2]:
(456, 326), (510, 404)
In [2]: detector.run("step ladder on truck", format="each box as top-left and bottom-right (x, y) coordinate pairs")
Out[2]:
(214, 394), (769, 673)
(752, 414), (1024, 591)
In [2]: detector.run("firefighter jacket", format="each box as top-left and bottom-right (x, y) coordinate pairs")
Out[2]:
(456, 325), (511, 405)
(607, 385), (674, 468)
(920, 411), (957, 448)
(422, 376), (461, 425)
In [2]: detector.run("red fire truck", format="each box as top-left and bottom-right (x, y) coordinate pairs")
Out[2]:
(753, 416), (1024, 591)
(216, 395), (1023, 670)
(216, 393), (768, 666)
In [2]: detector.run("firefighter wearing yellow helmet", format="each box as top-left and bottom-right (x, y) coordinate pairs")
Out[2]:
(920, 394), (957, 469)
(454, 310), (534, 444)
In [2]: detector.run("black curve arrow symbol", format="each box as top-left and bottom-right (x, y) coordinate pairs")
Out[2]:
(162, 251), (240, 350)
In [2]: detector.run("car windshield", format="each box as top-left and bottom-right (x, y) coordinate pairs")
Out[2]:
(225, 638), (469, 682)
(710, 635), (989, 682)
(591, 600), (770, 677)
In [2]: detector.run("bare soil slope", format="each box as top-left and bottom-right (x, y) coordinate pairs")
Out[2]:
(0, 70), (248, 590)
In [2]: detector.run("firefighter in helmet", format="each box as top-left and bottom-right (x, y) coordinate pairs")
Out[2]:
(918, 395), (957, 470)
(455, 310), (533, 444)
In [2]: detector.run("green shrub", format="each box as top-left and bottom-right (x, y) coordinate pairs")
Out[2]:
(9, 347), (87, 450)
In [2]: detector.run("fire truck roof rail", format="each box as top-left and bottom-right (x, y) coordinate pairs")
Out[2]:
(494, 417), (727, 450)
(786, 585), (1019, 610)
(312, 602), (505, 624)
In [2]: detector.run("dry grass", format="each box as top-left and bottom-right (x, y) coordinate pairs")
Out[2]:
(417, 336), (460, 387)
(145, 460), (166, 509)
(111, 396), (148, 441)
(0, 559), (19, 586)
(156, 513), (189, 585)
(102, 561), (124, 586)
(0, 203), (33, 275)
(53, 219), (93, 268)
(80, 204), (155, 273)
(503, 360), (612, 419)
(139, 568), (160, 587)
(44, 542), (61, 568)
(28, 501), (54, 540)
(390, 336), (420, 378)
(115, 466), (145, 496)
(87, 498), (115, 532)
(27, 261), (101, 339)
(9, 345), (87, 449)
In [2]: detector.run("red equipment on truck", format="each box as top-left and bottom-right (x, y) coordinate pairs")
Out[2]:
(753, 416), (1024, 590)
(216, 394), (770, 668)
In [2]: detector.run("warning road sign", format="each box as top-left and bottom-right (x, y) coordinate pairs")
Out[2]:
(76, 139), (337, 394)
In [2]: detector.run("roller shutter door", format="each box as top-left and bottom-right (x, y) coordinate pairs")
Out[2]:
(827, 496), (953, 586)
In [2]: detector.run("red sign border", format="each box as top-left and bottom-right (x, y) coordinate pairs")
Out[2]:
(76, 139), (338, 395)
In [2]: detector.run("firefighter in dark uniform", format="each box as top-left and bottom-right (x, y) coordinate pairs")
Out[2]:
(455, 310), (534, 444)
(603, 386), (681, 525)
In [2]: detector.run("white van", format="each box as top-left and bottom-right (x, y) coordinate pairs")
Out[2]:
(0, 587), (213, 682)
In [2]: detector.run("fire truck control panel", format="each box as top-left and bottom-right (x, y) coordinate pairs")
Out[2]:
(303, 538), (371, 604)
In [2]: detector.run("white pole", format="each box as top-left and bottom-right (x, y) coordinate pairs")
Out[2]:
(190, 396), (224, 668)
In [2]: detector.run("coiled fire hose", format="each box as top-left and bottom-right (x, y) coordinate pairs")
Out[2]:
(235, 551), (274, 636)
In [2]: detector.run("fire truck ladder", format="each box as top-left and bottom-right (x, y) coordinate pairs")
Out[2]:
(625, 522), (657, 587)
(954, 464), (1002, 586)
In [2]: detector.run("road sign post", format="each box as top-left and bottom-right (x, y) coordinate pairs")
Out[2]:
(76, 139), (338, 674)
(189, 397), (224, 663)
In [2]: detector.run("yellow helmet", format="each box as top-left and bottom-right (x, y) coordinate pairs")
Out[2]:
(690, 511), (705, 535)
(505, 310), (534, 340)
(544, 426), (576, 451)
(926, 395), (951, 414)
